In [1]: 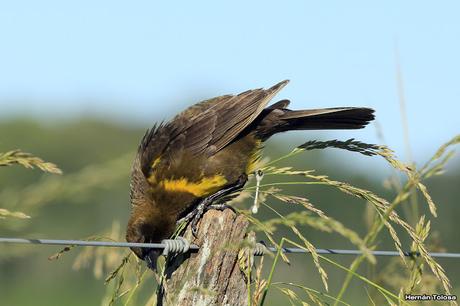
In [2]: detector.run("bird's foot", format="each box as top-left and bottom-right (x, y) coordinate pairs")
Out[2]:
(205, 203), (236, 213)
(189, 199), (210, 237)
(176, 174), (248, 237)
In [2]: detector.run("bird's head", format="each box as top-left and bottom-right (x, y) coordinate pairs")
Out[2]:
(126, 211), (163, 270)
(126, 155), (165, 270)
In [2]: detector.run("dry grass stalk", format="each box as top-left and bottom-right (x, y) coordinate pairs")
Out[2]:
(0, 149), (62, 174)
(0, 208), (30, 219)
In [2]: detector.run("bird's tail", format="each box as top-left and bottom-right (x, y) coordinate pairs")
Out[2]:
(256, 104), (375, 139)
(280, 107), (375, 130)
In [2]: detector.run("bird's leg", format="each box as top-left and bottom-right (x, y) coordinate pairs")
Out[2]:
(205, 203), (236, 213)
(177, 174), (248, 236)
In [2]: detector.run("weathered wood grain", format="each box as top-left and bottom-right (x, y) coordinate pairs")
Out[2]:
(158, 209), (249, 306)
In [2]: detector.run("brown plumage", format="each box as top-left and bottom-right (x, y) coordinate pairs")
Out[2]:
(126, 80), (374, 268)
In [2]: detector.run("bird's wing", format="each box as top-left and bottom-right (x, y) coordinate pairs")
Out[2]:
(137, 80), (288, 178)
(176, 80), (289, 155)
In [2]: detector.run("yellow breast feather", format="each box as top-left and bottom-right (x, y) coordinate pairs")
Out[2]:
(161, 175), (228, 197)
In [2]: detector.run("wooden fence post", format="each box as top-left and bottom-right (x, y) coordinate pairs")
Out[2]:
(158, 209), (249, 306)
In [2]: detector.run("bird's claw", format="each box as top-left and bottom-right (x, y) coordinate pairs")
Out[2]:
(206, 203), (236, 213)
(190, 200), (208, 237)
(191, 222), (199, 237)
(177, 173), (248, 238)
(190, 203), (235, 237)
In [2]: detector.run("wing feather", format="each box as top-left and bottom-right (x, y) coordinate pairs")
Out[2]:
(138, 80), (289, 178)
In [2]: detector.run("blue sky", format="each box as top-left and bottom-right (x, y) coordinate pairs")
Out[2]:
(0, 1), (459, 166)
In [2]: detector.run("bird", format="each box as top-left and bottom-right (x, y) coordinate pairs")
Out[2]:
(126, 80), (374, 269)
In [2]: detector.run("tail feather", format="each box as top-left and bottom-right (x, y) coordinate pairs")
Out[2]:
(281, 107), (375, 130)
(256, 106), (375, 139)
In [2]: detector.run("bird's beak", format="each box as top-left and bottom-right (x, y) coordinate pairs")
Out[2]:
(143, 249), (161, 271)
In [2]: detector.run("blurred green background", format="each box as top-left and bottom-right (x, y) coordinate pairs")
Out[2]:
(0, 118), (458, 305)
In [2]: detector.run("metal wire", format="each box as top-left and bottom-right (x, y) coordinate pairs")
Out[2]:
(0, 237), (196, 251)
(1, 237), (460, 258)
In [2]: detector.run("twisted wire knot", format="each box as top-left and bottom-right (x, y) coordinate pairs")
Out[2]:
(253, 242), (267, 256)
(161, 236), (190, 256)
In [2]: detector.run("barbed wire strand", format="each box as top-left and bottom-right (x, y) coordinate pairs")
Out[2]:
(1, 237), (460, 258)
